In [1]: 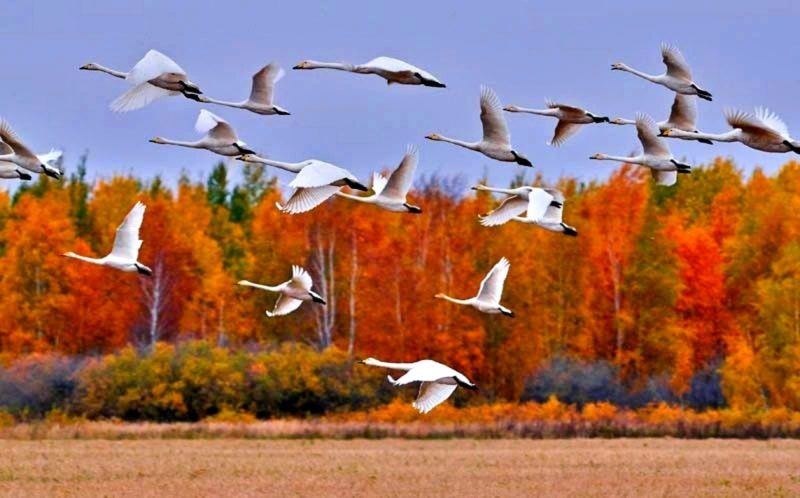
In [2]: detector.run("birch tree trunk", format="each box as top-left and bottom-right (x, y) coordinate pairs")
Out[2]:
(347, 230), (358, 356)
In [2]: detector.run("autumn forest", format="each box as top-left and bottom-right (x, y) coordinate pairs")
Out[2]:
(1, 154), (800, 420)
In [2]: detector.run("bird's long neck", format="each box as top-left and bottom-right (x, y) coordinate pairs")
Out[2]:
(304, 61), (356, 72)
(201, 96), (245, 109)
(64, 252), (105, 265)
(474, 186), (516, 195)
(612, 118), (636, 126)
(335, 191), (373, 203)
(512, 107), (559, 117)
(238, 280), (280, 292)
(619, 65), (660, 83)
(436, 136), (479, 151)
(86, 64), (127, 79)
(366, 360), (416, 370)
(156, 138), (203, 149)
(253, 158), (303, 173)
(672, 129), (739, 143)
(597, 154), (641, 164)
(435, 293), (472, 305)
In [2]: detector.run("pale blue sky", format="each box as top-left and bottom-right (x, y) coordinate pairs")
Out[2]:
(1, 0), (798, 190)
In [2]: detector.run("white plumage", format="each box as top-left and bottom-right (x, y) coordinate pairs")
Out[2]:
(361, 358), (477, 413)
(335, 145), (422, 213)
(435, 257), (515, 317)
(238, 265), (325, 317)
(63, 202), (152, 275)
(426, 86), (532, 167)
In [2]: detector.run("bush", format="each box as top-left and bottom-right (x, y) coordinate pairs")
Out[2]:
(73, 341), (390, 422)
(0, 353), (83, 418)
(521, 357), (627, 407)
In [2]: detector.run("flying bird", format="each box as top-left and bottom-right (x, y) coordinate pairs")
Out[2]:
(360, 358), (477, 413)
(426, 86), (532, 167)
(662, 107), (800, 154)
(507, 189), (577, 235)
(611, 44), (712, 101)
(80, 49), (203, 112)
(238, 265), (325, 317)
(590, 113), (692, 186)
(0, 120), (62, 179)
(335, 145), (422, 213)
(194, 62), (290, 115)
(476, 186), (577, 235)
(63, 202), (152, 275)
(504, 100), (609, 146)
(435, 257), (514, 317)
(236, 155), (368, 214)
(610, 93), (713, 145)
(149, 110), (255, 157)
(293, 56), (445, 87)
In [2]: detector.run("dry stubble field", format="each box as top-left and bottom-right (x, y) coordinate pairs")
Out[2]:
(0, 438), (799, 497)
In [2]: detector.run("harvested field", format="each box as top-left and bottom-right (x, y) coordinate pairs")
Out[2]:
(0, 438), (798, 497)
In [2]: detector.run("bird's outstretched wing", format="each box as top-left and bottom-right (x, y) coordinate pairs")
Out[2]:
(195, 109), (238, 143)
(289, 162), (355, 189)
(278, 185), (341, 214)
(371, 173), (388, 196)
(651, 169), (677, 186)
(127, 49), (186, 86)
(266, 295), (303, 317)
(379, 145), (418, 201)
(110, 201), (146, 260)
(413, 382), (458, 414)
(250, 62), (285, 105)
(550, 121), (582, 147)
(290, 265), (313, 291)
(110, 83), (173, 112)
(0, 119), (36, 158)
(37, 149), (63, 165)
(661, 44), (692, 81)
(479, 195), (528, 227)
(526, 188), (555, 221)
(480, 86), (511, 147)
(667, 94), (697, 130)
(542, 189), (565, 222)
(725, 108), (786, 141)
(476, 257), (510, 304)
(636, 113), (671, 157)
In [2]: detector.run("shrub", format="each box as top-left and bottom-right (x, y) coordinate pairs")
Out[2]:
(0, 353), (82, 418)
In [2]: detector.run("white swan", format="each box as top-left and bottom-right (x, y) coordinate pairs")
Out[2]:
(610, 93), (713, 145)
(195, 63), (290, 115)
(150, 110), (255, 157)
(426, 86), (532, 166)
(509, 189), (578, 236)
(435, 257), (514, 317)
(293, 56), (445, 87)
(360, 358), (477, 413)
(63, 202), (152, 275)
(504, 100), (609, 146)
(611, 44), (712, 101)
(590, 113), (692, 186)
(236, 154), (368, 214)
(662, 107), (800, 154)
(80, 49), (203, 112)
(0, 120), (63, 179)
(335, 145), (421, 213)
(238, 265), (325, 317)
(476, 185), (578, 235)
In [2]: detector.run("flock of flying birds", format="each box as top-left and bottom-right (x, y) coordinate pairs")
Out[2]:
(3, 44), (797, 413)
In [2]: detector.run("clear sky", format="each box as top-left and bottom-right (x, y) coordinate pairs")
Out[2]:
(1, 0), (798, 191)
